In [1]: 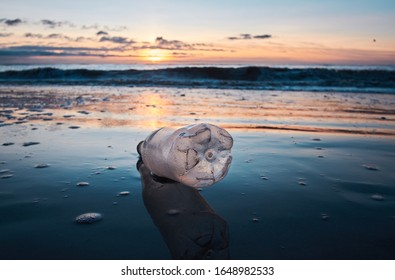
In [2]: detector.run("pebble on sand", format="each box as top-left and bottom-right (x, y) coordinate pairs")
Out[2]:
(77, 110), (90, 115)
(0, 169), (11, 174)
(371, 194), (384, 201)
(118, 191), (130, 196)
(34, 163), (50, 168)
(23, 141), (40, 147)
(362, 164), (379, 171)
(75, 212), (102, 224)
(321, 214), (330, 221)
(2, 142), (14, 146)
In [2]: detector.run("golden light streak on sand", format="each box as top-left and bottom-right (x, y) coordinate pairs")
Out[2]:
(1, 86), (395, 136)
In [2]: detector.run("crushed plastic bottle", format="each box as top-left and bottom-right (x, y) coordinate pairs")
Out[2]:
(138, 123), (233, 188)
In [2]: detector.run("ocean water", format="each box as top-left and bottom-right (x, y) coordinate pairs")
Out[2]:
(0, 64), (394, 93)
(1, 63), (394, 72)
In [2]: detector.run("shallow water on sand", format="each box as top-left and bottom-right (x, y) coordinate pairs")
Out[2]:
(1, 85), (395, 135)
(1, 123), (394, 259)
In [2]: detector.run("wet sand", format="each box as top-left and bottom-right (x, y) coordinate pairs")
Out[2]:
(1, 85), (395, 135)
(1, 86), (395, 259)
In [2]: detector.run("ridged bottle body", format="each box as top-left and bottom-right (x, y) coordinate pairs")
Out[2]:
(139, 123), (233, 188)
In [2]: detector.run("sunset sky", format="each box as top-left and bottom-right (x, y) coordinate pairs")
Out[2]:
(0, 0), (394, 65)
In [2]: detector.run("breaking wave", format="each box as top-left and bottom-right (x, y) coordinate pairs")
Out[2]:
(0, 66), (394, 93)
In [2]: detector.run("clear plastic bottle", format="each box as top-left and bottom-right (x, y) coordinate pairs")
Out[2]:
(138, 123), (233, 188)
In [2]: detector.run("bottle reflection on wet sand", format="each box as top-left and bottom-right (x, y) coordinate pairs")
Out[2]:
(137, 160), (230, 259)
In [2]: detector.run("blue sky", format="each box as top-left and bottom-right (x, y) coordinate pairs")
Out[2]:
(1, 0), (394, 64)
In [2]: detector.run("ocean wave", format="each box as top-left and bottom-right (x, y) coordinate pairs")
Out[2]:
(0, 66), (394, 93)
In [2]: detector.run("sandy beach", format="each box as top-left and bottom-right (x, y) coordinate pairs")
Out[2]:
(1, 85), (395, 259)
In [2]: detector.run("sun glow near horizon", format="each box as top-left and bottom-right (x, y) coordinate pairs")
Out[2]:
(144, 49), (168, 63)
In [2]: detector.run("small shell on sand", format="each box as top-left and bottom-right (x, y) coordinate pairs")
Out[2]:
(362, 164), (379, 171)
(76, 182), (90, 187)
(118, 191), (130, 196)
(75, 212), (102, 224)
(2, 142), (14, 146)
(23, 141), (40, 147)
(371, 194), (384, 201)
(34, 163), (50, 168)
(251, 217), (260, 223)
(321, 213), (330, 221)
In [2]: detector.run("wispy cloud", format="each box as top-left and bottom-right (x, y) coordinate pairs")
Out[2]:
(96, 31), (109, 36)
(0, 45), (130, 58)
(24, 33), (44, 39)
(82, 24), (127, 32)
(24, 32), (95, 43)
(171, 51), (196, 58)
(47, 33), (66, 39)
(40, 19), (74, 28)
(155, 36), (192, 50)
(25, 32), (69, 39)
(103, 25), (128, 32)
(0, 18), (24, 26)
(1, 17), (124, 33)
(227, 33), (272, 40)
(0, 16), (228, 62)
(81, 24), (99, 30)
(240, 33), (252, 40)
(254, 34), (272, 39)
(152, 37), (225, 52)
(0, 32), (13, 37)
(99, 36), (135, 45)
